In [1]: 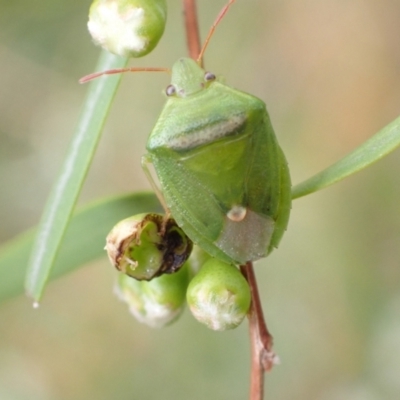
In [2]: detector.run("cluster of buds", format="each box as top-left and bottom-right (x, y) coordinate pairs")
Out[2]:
(105, 213), (251, 330)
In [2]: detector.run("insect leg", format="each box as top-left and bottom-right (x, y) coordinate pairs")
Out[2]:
(141, 154), (171, 218)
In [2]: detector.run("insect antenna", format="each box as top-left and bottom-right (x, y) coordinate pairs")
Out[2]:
(79, 67), (170, 84)
(196, 0), (235, 63)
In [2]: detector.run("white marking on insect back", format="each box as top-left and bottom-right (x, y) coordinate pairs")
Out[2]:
(168, 114), (246, 150)
(227, 205), (247, 222)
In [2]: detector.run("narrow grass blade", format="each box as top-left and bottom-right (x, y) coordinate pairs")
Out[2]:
(292, 115), (400, 200)
(0, 192), (160, 304)
(25, 51), (129, 302)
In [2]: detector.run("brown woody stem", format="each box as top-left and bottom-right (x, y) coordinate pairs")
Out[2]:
(183, 0), (202, 64)
(240, 262), (278, 400)
(181, 2), (276, 398)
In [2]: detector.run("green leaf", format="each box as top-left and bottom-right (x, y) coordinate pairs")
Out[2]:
(25, 50), (129, 302)
(292, 115), (400, 199)
(0, 192), (160, 304)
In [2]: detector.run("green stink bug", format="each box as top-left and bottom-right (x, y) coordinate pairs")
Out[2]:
(82, 0), (291, 266)
(144, 56), (291, 265)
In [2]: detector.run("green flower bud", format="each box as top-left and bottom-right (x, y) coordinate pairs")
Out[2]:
(88, 0), (167, 57)
(186, 259), (251, 331)
(185, 245), (211, 279)
(115, 263), (189, 328)
(105, 213), (192, 280)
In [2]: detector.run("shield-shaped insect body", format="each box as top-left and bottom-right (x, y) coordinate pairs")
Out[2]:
(145, 58), (291, 265)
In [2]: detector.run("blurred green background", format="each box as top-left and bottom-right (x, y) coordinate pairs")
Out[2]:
(1, 0), (400, 399)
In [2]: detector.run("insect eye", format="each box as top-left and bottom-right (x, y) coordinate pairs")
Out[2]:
(165, 84), (176, 96)
(204, 72), (216, 82)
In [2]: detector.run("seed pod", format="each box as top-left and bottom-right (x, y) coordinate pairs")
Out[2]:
(115, 263), (189, 328)
(88, 0), (167, 57)
(186, 258), (251, 331)
(105, 213), (192, 280)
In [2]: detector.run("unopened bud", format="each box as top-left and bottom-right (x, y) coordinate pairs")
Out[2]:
(105, 213), (192, 280)
(186, 259), (251, 331)
(115, 263), (189, 328)
(88, 0), (167, 57)
(185, 245), (211, 278)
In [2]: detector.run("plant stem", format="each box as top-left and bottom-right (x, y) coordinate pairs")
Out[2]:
(240, 262), (278, 400)
(181, 2), (278, 398)
(183, 0), (202, 63)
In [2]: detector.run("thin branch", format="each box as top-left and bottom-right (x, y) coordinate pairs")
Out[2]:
(183, 0), (202, 64)
(241, 262), (279, 400)
(182, 1), (278, 398)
